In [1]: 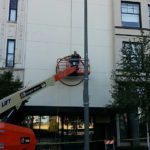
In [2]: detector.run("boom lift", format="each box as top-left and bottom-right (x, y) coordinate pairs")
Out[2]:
(0, 67), (76, 150)
(0, 55), (90, 150)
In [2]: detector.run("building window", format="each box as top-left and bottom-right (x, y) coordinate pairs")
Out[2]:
(6, 40), (15, 67)
(121, 2), (141, 28)
(148, 5), (150, 28)
(9, 0), (18, 21)
(122, 42), (142, 69)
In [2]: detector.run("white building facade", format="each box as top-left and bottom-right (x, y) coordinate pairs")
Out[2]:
(1, 0), (150, 109)
(0, 0), (26, 80)
(23, 0), (114, 107)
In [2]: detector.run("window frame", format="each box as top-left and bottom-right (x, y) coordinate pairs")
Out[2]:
(6, 39), (16, 67)
(8, 0), (18, 22)
(121, 1), (142, 28)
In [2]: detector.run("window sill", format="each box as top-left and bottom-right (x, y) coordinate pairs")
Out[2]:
(0, 67), (24, 71)
(115, 26), (142, 30)
(7, 21), (17, 24)
(115, 26), (150, 31)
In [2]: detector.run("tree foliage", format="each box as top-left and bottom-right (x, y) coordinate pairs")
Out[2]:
(111, 31), (150, 120)
(0, 71), (23, 99)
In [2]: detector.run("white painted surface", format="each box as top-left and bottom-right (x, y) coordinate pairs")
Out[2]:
(24, 0), (114, 107)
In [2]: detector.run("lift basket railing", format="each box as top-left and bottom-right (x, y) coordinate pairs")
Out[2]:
(56, 56), (90, 76)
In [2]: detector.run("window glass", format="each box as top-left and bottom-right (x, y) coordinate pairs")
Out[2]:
(6, 40), (15, 67)
(122, 3), (128, 13)
(121, 2), (140, 28)
(149, 6), (150, 16)
(148, 6), (150, 28)
(10, 0), (18, 9)
(7, 54), (14, 67)
(9, 0), (18, 21)
(122, 14), (140, 28)
(134, 5), (139, 13)
(8, 40), (15, 53)
(21, 115), (94, 148)
(122, 42), (142, 69)
(122, 7), (127, 13)
(128, 4), (134, 13)
(9, 10), (16, 21)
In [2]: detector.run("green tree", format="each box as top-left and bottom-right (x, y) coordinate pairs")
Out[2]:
(111, 31), (150, 114)
(110, 31), (150, 148)
(0, 71), (23, 99)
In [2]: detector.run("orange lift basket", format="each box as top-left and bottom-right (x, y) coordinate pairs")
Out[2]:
(56, 56), (90, 76)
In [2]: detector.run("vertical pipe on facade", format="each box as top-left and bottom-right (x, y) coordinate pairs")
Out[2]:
(83, 0), (89, 149)
(70, 0), (73, 54)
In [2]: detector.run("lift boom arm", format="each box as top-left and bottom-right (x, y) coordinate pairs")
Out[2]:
(0, 67), (76, 115)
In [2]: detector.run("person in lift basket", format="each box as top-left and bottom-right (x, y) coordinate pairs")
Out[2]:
(69, 51), (81, 71)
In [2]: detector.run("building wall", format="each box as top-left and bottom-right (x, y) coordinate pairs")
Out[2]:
(1, 0), (150, 108)
(24, 0), (114, 107)
(0, 0), (27, 81)
(114, 0), (150, 64)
